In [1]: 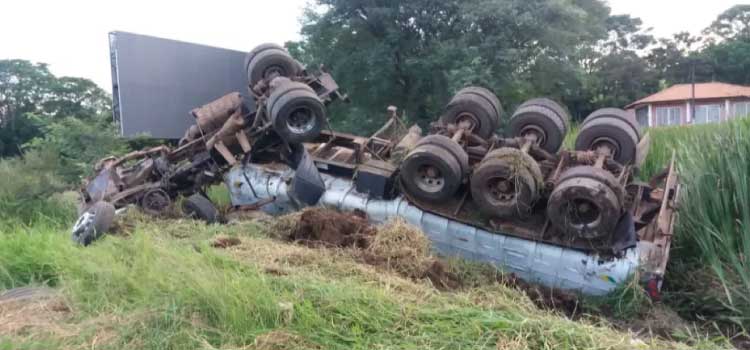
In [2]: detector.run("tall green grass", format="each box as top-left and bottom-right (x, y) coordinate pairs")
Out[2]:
(621, 119), (750, 329)
(0, 150), (76, 228)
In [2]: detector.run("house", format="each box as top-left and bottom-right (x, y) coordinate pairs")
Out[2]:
(625, 82), (750, 127)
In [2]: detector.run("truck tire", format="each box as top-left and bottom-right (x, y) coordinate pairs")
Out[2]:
(471, 156), (538, 218)
(508, 104), (566, 154)
(415, 134), (470, 175)
(547, 166), (623, 240)
(71, 201), (115, 246)
(518, 97), (570, 135)
(441, 87), (502, 139)
(400, 144), (463, 201)
(581, 107), (641, 140)
(268, 81), (326, 143)
(246, 46), (299, 87)
(575, 113), (639, 165)
(484, 147), (544, 188)
(183, 194), (219, 224)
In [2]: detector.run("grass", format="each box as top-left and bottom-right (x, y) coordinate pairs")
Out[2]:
(0, 213), (720, 349)
(655, 119), (750, 330)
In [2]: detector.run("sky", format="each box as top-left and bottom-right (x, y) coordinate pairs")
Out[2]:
(0, 0), (742, 90)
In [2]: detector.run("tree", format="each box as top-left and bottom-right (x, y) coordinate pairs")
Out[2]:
(290, 0), (612, 132)
(582, 14), (658, 113)
(704, 5), (750, 41)
(0, 59), (111, 157)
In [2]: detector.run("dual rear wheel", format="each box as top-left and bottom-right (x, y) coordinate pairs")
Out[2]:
(547, 166), (624, 240)
(470, 148), (543, 218)
(400, 135), (469, 201)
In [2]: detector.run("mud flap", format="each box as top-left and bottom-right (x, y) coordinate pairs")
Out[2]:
(288, 145), (326, 206)
(611, 213), (637, 256)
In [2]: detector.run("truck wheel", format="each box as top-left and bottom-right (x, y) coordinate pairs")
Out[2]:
(244, 43), (283, 80)
(71, 201), (115, 246)
(471, 156), (538, 218)
(484, 147), (544, 188)
(183, 194), (219, 224)
(581, 107), (641, 139)
(518, 98), (570, 136)
(415, 134), (470, 176)
(508, 103), (566, 154)
(246, 45), (299, 87)
(400, 144), (463, 201)
(140, 189), (171, 215)
(268, 81), (326, 143)
(547, 166), (623, 240)
(441, 86), (502, 139)
(575, 109), (639, 165)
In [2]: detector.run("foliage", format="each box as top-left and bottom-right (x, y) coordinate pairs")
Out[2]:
(0, 59), (111, 157)
(291, 2), (750, 136)
(24, 115), (129, 183)
(0, 149), (76, 227)
(704, 5), (750, 41)
(291, 0), (611, 133)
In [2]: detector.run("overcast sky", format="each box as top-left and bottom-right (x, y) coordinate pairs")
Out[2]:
(0, 0), (741, 90)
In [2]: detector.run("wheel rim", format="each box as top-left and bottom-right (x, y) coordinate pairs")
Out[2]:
(591, 136), (620, 158)
(455, 112), (480, 132)
(564, 198), (602, 229)
(286, 106), (316, 134)
(415, 164), (445, 193)
(520, 124), (547, 146)
(486, 175), (517, 205)
(141, 189), (170, 215)
(263, 65), (285, 80)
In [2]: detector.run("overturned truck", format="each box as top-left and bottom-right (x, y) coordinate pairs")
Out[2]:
(74, 43), (678, 297)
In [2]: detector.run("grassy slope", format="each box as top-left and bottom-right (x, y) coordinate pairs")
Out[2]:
(0, 214), (719, 350)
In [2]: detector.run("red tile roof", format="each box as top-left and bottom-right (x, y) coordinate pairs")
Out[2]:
(626, 82), (750, 109)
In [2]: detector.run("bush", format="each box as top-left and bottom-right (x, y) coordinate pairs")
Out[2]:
(0, 149), (75, 226)
(24, 115), (129, 183)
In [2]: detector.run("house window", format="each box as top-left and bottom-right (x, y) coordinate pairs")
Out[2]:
(694, 104), (722, 124)
(655, 107), (681, 126)
(733, 101), (750, 118)
(635, 107), (649, 127)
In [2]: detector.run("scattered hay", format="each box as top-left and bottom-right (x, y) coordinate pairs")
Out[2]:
(365, 218), (432, 278)
(0, 289), (72, 338)
(225, 209), (272, 224)
(363, 219), (462, 290)
(251, 330), (321, 350)
(265, 211), (303, 240)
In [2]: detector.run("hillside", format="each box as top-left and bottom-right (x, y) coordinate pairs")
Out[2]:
(0, 207), (731, 349)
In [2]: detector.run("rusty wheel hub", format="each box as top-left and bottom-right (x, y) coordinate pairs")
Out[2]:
(286, 107), (316, 134)
(488, 176), (517, 202)
(520, 124), (547, 147)
(415, 164), (445, 194)
(455, 112), (480, 132)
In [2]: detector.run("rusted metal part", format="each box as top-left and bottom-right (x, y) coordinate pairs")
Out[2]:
(190, 92), (244, 134)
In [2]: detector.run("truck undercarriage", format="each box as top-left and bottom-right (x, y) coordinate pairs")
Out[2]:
(73, 43), (678, 297)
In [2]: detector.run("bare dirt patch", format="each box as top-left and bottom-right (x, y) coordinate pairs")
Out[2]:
(277, 208), (376, 248)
